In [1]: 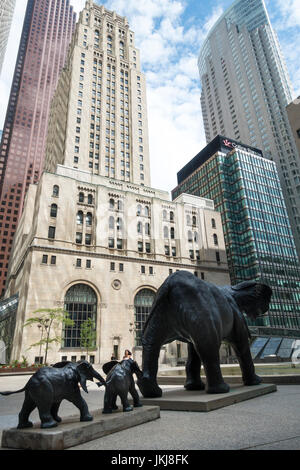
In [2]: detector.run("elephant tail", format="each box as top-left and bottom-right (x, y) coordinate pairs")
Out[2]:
(0, 386), (26, 396)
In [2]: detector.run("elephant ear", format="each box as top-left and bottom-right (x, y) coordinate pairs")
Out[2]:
(76, 362), (90, 393)
(102, 360), (119, 375)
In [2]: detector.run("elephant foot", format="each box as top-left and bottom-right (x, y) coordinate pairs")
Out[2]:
(17, 421), (33, 429)
(184, 380), (205, 391)
(134, 402), (143, 408)
(102, 409), (112, 414)
(80, 414), (93, 422)
(41, 420), (58, 429)
(206, 382), (230, 394)
(53, 415), (62, 423)
(243, 374), (262, 386)
(123, 406), (133, 412)
(137, 377), (162, 398)
(112, 404), (119, 411)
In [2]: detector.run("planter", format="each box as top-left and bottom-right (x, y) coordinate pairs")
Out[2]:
(0, 367), (42, 373)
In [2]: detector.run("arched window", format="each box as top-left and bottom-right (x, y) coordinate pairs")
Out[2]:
(137, 204), (142, 216)
(109, 216), (115, 230)
(79, 192), (84, 203)
(134, 289), (156, 346)
(163, 210), (167, 220)
(88, 194), (93, 205)
(137, 221), (142, 234)
(117, 200), (123, 211)
(192, 216), (197, 226)
(63, 284), (97, 348)
(213, 234), (218, 246)
(194, 232), (199, 243)
(77, 211), (83, 225)
(86, 213), (92, 226)
(188, 230), (193, 243)
(50, 204), (57, 218)
(170, 227), (175, 240)
(109, 198), (115, 210)
(186, 215), (191, 225)
(53, 185), (59, 197)
(170, 211), (174, 221)
(163, 226), (169, 239)
(211, 218), (216, 229)
(144, 206), (149, 217)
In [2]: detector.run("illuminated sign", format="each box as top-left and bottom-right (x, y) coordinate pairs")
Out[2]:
(222, 139), (261, 156)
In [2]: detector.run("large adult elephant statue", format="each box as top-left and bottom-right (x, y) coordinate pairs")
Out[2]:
(0, 361), (105, 429)
(137, 271), (272, 397)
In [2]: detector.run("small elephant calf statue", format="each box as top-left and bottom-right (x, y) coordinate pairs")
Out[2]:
(102, 358), (143, 414)
(0, 361), (105, 429)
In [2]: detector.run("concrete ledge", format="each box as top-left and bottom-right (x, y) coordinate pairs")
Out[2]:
(1, 406), (160, 450)
(158, 374), (300, 386)
(135, 384), (277, 412)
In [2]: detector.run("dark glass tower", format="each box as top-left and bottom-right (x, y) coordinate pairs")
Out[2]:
(172, 135), (300, 334)
(0, 0), (76, 297)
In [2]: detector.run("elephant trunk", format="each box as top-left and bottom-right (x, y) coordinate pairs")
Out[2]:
(93, 370), (106, 387)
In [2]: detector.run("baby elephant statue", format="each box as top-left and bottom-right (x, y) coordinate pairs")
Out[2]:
(102, 358), (143, 414)
(0, 361), (105, 429)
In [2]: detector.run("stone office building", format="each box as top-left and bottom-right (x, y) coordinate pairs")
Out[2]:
(2, 1), (229, 365)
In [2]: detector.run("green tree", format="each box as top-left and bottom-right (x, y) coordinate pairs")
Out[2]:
(80, 318), (96, 361)
(25, 308), (74, 365)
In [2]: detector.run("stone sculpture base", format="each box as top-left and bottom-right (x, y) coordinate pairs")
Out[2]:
(1, 406), (160, 450)
(133, 384), (276, 412)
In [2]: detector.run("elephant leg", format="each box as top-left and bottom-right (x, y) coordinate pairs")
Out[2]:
(137, 341), (163, 398)
(51, 402), (62, 423)
(37, 402), (58, 429)
(120, 392), (133, 412)
(102, 389), (116, 414)
(18, 392), (36, 429)
(230, 337), (261, 386)
(67, 390), (93, 422)
(184, 342), (205, 391)
(194, 339), (230, 394)
(129, 379), (143, 407)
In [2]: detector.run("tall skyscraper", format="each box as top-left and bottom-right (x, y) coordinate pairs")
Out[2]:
(45, 0), (151, 186)
(172, 135), (300, 335)
(0, 0), (16, 75)
(0, 0), (76, 297)
(2, 2), (229, 365)
(198, 0), (300, 257)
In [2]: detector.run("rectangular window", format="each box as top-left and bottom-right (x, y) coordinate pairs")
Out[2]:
(48, 226), (55, 239)
(51, 256), (56, 265)
(145, 242), (151, 253)
(216, 251), (220, 263)
(117, 238), (123, 250)
(110, 262), (115, 271)
(141, 265), (145, 274)
(76, 232), (83, 244)
(76, 259), (82, 268)
(149, 266), (153, 275)
(138, 241), (143, 252)
(42, 255), (48, 264)
(86, 259), (91, 269)
(119, 263), (124, 272)
(85, 234), (92, 245)
(165, 245), (170, 256)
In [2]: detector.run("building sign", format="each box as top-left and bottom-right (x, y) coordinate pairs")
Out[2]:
(222, 138), (262, 157)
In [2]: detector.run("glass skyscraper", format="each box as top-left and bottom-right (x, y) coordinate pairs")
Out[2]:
(0, 0), (76, 297)
(198, 0), (300, 259)
(172, 136), (300, 335)
(0, 0), (16, 75)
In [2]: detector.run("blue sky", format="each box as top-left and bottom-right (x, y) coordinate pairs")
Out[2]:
(0, 0), (299, 193)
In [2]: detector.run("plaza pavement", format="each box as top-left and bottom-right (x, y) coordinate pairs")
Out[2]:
(0, 372), (299, 450)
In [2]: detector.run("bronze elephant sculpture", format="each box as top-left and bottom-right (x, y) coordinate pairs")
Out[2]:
(102, 358), (143, 413)
(0, 361), (105, 428)
(137, 270), (272, 397)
